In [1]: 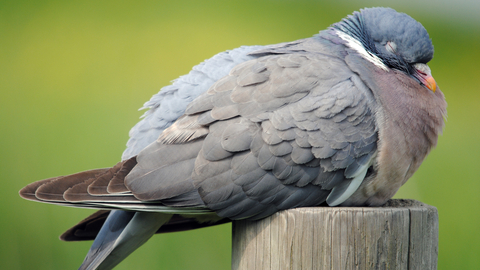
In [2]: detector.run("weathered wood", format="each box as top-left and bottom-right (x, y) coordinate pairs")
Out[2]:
(232, 199), (438, 270)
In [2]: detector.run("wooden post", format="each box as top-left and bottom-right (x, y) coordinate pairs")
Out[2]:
(232, 199), (438, 270)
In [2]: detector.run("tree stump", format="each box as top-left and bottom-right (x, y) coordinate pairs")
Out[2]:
(232, 199), (438, 270)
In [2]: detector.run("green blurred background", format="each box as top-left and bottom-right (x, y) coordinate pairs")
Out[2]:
(1, 0), (479, 269)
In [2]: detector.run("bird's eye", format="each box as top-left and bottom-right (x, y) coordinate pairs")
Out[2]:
(386, 41), (397, 54)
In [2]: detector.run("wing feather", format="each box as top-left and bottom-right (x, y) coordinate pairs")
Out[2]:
(21, 49), (379, 223)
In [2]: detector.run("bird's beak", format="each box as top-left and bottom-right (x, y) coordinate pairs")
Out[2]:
(423, 75), (437, 92)
(413, 63), (437, 92)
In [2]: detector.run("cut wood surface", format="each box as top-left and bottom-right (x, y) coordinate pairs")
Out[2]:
(232, 199), (438, 270)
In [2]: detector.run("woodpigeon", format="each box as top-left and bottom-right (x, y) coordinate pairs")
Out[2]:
(19, 7), (446, 270)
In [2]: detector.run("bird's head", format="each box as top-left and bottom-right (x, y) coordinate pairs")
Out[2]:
(332, 7), (437, 92)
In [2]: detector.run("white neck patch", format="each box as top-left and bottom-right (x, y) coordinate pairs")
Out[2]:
(335, 29), (389, 71)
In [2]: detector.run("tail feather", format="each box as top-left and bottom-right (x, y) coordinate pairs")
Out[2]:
(79, 210), (172, 270)
(62, 210), (231, 241)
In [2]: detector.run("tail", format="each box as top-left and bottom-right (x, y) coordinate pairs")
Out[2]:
(79, 210), (172, 270)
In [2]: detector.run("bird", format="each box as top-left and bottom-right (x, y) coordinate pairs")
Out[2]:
(19, 7), (446, 270)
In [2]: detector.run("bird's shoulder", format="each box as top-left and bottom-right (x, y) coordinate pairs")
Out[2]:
(122, 33), (349, 161)
(122, 45), (264, 160)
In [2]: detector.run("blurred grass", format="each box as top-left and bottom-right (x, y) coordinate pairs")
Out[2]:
(1, 0), (479, 269)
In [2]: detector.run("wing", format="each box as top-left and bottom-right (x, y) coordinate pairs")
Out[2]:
(19, 157), (211, 214)
(20, 50), (378, 223)
(122, 45), (264, 160)
(126, 52), (378, 220)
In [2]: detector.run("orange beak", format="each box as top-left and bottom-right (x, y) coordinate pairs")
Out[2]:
(423, 74), (437, 92)
(413, 67), (437, 92)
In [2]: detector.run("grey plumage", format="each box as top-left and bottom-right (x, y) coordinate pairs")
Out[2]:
(19, 7), (446, 270)
(123, 46), (263, 160)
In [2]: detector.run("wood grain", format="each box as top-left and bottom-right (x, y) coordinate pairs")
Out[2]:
(232, 199), (438, 270)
